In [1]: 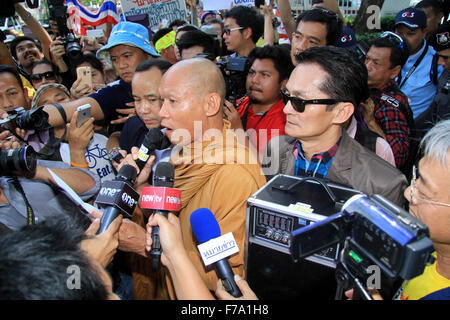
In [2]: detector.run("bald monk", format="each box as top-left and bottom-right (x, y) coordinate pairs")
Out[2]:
(116, 58), (267, 299)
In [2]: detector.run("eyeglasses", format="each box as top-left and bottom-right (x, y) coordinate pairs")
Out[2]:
(379, 31), (405, 53)
(410, 165), (450, 207)
(280, 89), (350, 113)
(224, 27), (245, 35)
(30, 71), (56, 82)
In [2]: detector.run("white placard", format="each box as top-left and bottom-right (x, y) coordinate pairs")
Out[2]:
(197, 232), (240, 266)
(119, 0), (187, 31)
(203, 0), (233, 11)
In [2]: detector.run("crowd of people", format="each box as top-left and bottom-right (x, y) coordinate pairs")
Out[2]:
(0, 0), (448, 301)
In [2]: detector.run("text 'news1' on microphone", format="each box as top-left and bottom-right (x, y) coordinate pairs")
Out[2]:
(94, 164), (140, 234)
(135, 127), (164, 171)
(140, 161), (181, 271)
(190, 208), (243, 298)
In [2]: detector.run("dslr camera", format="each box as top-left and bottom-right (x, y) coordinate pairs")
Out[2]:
(216, 55), (250, 105)
(48, 0), (82, 61)
(0, 106), (50, 135)
(291, 194), (435, 299)
(0, 145), (37, 176)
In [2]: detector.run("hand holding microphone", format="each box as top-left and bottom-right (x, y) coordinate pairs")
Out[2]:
(95, 164), (139, 234)
(190, 208), (243, 298)
(140, 162), (181, 271)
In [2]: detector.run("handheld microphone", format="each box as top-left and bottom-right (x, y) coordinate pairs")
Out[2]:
(135, 127), (164, 171)
(140, 162), (179, 271)
(95, 164), (139, 234)
(190, 208), (243, 298)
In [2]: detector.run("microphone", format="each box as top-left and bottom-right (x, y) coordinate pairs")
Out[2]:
(190, 208), (243, 298)
(140, 162), (180, 271)
(135, 127), (164, 171)
(95, 164), (139, 234)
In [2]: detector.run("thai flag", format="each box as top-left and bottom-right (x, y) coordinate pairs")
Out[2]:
(66, 0), (120, 35)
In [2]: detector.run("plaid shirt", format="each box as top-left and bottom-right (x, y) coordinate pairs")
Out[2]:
(294, 140), (340, 179)
(370, 80), (412, 168)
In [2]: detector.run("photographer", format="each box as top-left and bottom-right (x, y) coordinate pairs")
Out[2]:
(40, 21), (160, 132)
(224, 45), (293, 155)
(0, 154), (100, 231)
(346, 119), (450, 300)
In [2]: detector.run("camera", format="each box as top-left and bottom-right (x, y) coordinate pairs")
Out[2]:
(48, 0), (82, 62)
(290, 194), (435, 299)
(0, 145), (37, 176)
(216, 56), (250, 105)
(1, 0), (39, 18)
(354, 40), (370, 63)
(0, 106), (50, 134)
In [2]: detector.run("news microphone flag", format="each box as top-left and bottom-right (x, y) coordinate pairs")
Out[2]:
(66, 0), (120, 35)
(140, 186), (182, 211)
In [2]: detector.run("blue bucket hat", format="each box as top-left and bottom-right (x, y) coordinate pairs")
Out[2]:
(97, 21), (159, 57)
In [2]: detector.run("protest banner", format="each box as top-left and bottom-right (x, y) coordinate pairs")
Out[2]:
(119, 0), (187, 31)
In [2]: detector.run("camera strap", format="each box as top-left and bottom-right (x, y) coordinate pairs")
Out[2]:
(241, 102), (269, 131)
(397, 44), (428, 89)
(9, 177), (35, 226)
(34, 104), (67, 160)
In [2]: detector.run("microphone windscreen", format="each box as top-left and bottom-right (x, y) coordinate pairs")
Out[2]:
(190, 208), (221, 244)
(153, 162), (174, 187)
(144, 127), (164, 149)
(117, 164), (137, 184)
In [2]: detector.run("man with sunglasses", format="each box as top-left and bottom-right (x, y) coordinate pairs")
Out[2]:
(262, 46), (407, 206)
(362, 32), (415, 172)
(29, 60), (62, 90)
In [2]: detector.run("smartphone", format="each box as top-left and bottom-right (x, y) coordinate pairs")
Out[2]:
(76, 66), (92, 91)
(77, 104), (91, 128)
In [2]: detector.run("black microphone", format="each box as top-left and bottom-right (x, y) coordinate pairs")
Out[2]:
(135, 127), (164, 171)
(149, 161), (175, 271)
(95, 164), (139, 234)
(190, 208), (243, 298)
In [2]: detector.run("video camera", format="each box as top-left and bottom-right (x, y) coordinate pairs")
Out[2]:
(216, 55), (250, 105)
(0, 145), (37, 176)
(47, 0), (82, 62)
(0, 107), (50, 136)
(291, 194), (435, 300)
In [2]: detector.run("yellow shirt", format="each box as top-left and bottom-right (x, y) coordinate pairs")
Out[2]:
(20, 75), (35, 101)
(394, 254), (450, 300)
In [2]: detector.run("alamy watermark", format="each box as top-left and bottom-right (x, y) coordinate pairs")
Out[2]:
(367, 5), (381, 30)
(66, 264), (81, 290)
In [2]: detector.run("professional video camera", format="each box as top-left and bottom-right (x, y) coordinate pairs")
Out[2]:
(1, 0), (39, 18)
(0, 107), (50, 136)
(0, 145), (37, 176)
(216, 55), (250, 105)
(354, 40), (370, 63)
(47, 0), (82, 61)
(291, 194), (435, 300)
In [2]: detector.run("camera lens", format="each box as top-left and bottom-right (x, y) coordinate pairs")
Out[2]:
(0, 146), (37, 176)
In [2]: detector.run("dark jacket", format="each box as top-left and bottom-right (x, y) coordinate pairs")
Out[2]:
(262, 130), (408, 206)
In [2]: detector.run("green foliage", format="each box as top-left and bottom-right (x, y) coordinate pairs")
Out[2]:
(380, 16), (396, 32)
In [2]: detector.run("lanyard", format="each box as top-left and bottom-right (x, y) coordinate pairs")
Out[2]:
(398, 44), (428, 89)
(241, 103), (269, 131)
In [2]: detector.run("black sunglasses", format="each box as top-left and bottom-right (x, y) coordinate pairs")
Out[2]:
(30, 71), (56, 82)
(280, 89), (349, 113)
